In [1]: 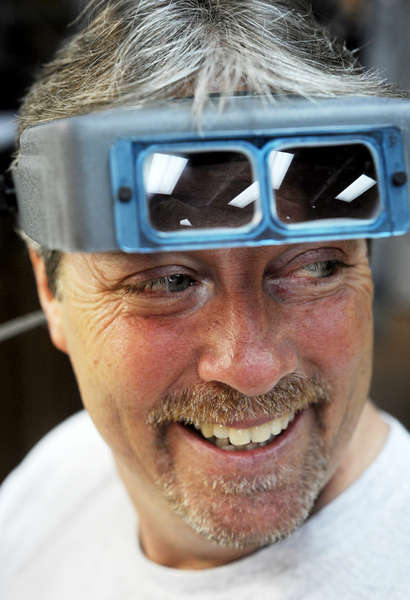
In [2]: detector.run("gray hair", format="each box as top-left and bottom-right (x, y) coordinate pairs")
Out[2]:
(16, 0), (396, 293)
(18, 0), (395, 137)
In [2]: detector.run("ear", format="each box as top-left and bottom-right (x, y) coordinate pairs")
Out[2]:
(29, 248), (68, 353)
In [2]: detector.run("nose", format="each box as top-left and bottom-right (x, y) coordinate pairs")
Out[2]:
(197, 294), (298, 396)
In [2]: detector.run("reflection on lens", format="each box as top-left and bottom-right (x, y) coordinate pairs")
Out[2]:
(268, 144), (380, 224)
(144, 150), (257, 231)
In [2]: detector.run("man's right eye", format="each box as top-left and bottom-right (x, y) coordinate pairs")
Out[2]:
(124, 273), (196, 295)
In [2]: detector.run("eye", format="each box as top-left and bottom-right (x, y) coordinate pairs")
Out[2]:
(265, 251), (353, 303)
(154, 274), (195, 293)
(125, 273), (196, 295)
(298, 260), (345, 278)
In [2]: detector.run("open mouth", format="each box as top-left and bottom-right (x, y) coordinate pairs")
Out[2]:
(184, 410), (300, 451)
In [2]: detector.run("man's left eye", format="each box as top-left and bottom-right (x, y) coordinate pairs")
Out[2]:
(298, 260), (344, 278)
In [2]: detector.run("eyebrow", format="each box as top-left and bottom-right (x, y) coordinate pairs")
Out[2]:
(95, 251), (189, 272)
(95, 239), (365, 274)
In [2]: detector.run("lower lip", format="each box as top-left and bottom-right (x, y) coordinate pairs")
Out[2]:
(169, 408), (309, 465)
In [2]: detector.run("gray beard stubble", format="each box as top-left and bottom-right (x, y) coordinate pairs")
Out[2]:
(147, 373), (331, 550)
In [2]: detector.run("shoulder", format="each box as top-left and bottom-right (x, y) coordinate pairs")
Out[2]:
(380, 411), (410, 467)
(0, 411), (113, 519)
(0, 411), (131, 591)
(375, 412), (410, 520)
(334, 412), (410, 596)
(355, 411), (410, 514)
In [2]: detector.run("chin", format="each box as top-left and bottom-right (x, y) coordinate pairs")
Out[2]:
(157, 444), (330, 551)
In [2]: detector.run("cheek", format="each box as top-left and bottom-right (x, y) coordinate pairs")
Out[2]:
(289, 286), (373, 377)
(287, 286), (373, 450)
(63, 307), (200, 471)
(66, 308), (198, 420)
(104, 315), (198, 395)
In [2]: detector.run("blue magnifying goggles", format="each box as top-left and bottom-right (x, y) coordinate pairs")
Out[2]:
(12, 95), (409, 253)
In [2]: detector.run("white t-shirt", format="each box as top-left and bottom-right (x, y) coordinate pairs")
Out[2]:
(1, 410), (409, 599)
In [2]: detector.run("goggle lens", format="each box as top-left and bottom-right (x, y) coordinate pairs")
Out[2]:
(271, 143), (379, 225)
(144, 150), (257, 231)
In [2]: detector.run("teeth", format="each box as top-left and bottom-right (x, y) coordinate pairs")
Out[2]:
(215, 437), (230, 449)
(197, 412), (297, 448)
(250, 421), (272, 443)
(213, 424), (230, 439)
(271, 417), (286, 435)
(228, 428), (251, 446)
(200, 423), (214, 438)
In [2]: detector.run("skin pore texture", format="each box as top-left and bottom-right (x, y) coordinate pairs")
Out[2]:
(31, 239), (389, 570)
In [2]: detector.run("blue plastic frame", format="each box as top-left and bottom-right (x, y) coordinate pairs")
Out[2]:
(111, 126), (408, 253)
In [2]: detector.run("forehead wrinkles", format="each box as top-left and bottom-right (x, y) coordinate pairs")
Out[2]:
(146, 374), (331, 427)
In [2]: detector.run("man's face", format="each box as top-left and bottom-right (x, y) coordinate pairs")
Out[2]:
(47, 240), (373, 559)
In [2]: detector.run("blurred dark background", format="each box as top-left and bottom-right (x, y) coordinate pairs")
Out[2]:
(0, 0), (409, 483)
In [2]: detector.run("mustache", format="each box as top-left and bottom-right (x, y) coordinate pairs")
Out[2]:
(147, 374), (331, 428)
